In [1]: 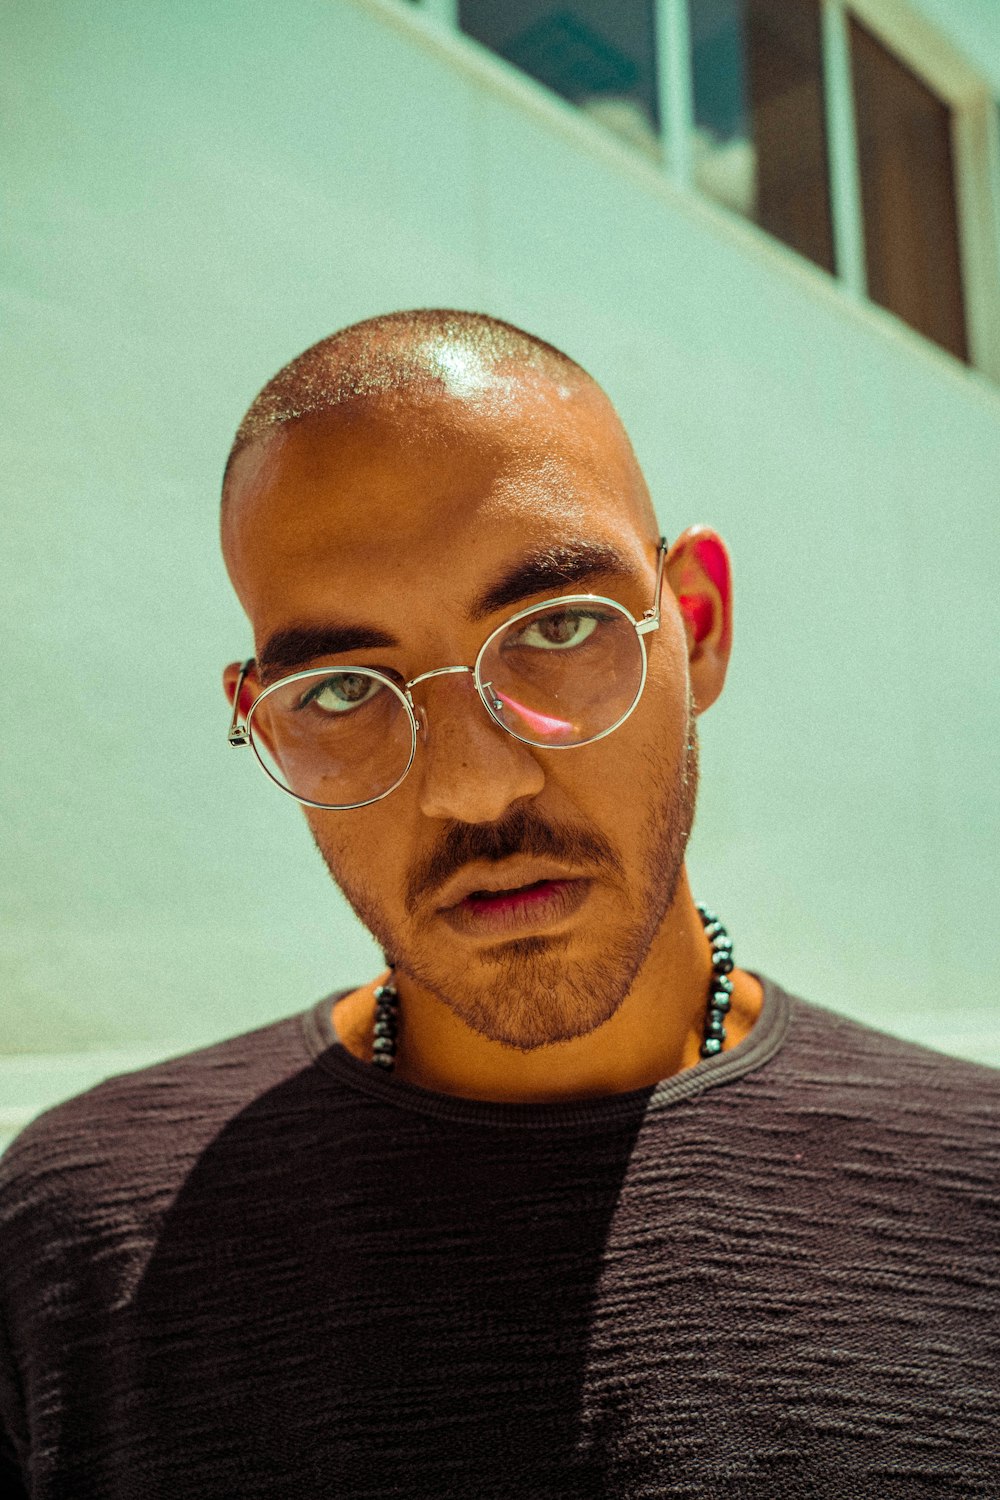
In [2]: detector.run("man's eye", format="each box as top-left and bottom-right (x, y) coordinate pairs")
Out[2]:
(514, 611), (601, 650)
(297, 674), (385, 714)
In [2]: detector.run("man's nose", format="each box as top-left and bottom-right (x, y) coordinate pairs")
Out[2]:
(413, 673), (545, 823)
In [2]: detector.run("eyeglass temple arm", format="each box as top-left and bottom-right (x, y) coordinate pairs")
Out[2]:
(227, 658), (256, 747)
(635, 537), (669, 636)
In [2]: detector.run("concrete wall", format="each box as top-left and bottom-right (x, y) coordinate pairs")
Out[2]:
(3, 0), (999, 1146)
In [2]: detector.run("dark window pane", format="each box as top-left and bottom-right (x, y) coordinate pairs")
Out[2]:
(459, 2), (661, 159)
(691, 0), (754, 213)
(691, 0), (834, 274)
(849, 18), (968, 362)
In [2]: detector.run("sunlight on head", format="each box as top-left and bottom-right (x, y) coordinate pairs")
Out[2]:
(427, 341), (496, 399)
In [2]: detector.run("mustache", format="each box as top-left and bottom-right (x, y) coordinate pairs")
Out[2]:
(405, 805), (624, 911)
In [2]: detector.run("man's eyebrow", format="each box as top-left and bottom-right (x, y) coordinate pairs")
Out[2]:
(255, 542), (642, 681)
(468, 540), (640, 621)
(256, 623), (398, 684)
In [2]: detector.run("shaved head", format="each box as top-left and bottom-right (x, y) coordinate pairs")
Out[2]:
(220, 310), (659, 602)
(223, 309), (594, 494)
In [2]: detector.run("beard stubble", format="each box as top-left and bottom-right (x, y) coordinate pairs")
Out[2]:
(311, 704), (700, 1053)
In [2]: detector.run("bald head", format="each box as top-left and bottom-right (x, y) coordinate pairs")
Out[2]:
(221, 311), (659, 617)
(223, 309), (593, 493)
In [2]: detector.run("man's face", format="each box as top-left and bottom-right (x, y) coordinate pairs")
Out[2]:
(224, 368), (699, 1052)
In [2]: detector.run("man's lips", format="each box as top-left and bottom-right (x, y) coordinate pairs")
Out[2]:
(458, 879), (571, 912)
(436, 870), (593, 938)
(436, 862), (589, 911)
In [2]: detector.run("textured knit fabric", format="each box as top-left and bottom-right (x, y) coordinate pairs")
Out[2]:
(0, 977), (997, 1499)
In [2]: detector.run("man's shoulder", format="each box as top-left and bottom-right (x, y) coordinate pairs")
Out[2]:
(0, 1006), (322, 1230)
(786, 987), (997, 1079)
(769, 981), (999, 1134)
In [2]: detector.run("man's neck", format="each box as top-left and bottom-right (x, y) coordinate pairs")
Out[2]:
(332, 879), (763, 1104)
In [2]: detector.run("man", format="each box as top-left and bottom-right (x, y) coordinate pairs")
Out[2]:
(1, 310), (996, 1497)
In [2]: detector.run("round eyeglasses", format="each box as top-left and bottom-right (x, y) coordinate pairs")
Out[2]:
(227, 539), (668, 810)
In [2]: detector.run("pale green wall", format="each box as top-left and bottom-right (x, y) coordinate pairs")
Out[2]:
(3, 0), (999, 1142)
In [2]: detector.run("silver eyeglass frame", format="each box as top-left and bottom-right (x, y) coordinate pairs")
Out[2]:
(228, 537), (669, 810)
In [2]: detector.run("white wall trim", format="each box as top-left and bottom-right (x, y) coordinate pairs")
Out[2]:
(842, 0), (988, 106)
(823, 1), (868, 300)
(953, 93), (1000, 381)
(419, 0), (458, 26)
(656, 0), (694, 189)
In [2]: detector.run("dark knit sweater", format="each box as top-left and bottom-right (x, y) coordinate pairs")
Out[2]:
(0, 978), (997, 1498)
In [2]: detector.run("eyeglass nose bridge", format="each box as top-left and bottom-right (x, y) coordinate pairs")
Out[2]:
(405, 664), (473, 692)
(403, 663), (505, 734)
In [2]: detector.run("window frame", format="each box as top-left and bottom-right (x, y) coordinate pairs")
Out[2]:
(395, 0), (1000, 382)
(831, 0), (1000, 379)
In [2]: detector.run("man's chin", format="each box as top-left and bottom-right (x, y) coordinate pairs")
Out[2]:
(401, 931), (645, 1053)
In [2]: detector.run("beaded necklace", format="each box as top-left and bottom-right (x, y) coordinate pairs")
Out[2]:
(370, 902), (734, 1074)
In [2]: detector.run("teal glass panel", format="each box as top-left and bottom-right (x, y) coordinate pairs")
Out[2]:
(690, 0), (835, 273)
(459, 2), (662, 159)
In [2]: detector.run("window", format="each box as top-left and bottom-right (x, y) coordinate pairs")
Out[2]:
(691, 0), (834, 273)
(408, 0), (1000, 376)
(849, 16), (968, 361)
(458, 1), (662, 159)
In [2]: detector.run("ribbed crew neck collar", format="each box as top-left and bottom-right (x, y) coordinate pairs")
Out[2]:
(302, 974), (791, 1130)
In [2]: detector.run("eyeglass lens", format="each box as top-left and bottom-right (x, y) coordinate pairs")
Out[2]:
(479, 601), (643, 746)
(249, 600), (645, 808)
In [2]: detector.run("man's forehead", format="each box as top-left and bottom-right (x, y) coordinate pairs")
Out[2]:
(223, 380), (654, 606)
(228, 372), (633, 489)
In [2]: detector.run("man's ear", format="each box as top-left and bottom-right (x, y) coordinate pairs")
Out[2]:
(664, 526), (733, 714)
(223, 660), (282, 760)
(222, 660), (257, 717)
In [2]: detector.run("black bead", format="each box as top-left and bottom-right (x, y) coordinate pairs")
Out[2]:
(700, 1037), (723, 1058)
(711, 992), (731, 1013)
(373, 1019), (395, 1038)
(712, 952), (734, 974)
(371, 1052), (394, 1070)
(372, 1036), (395, 1055)
(705, 1016), (726, 1040)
